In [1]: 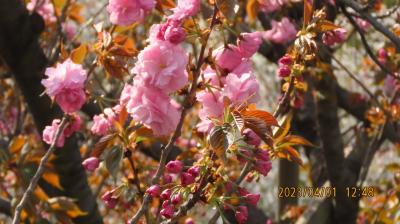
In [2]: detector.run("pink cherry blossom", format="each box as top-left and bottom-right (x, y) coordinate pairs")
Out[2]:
(160, 203), (174, 218)
(132, 41), (188, 93)
(125, 85), (180, 136)
(169, 0), (200, 20)
(91, 114), (111, 136)
(101, 190), (118, 209)
(223, 73), (260, 104)
(196, 90), (224, 119)
(263, 17), (297, 44)
(188, 166), (200, 177)
(181, 172), (195, 186)
(82, 157), (100, 172)
(243, 129), (261, 147)
(42, 59), (87, 113)
(62, 22), (76, 40)
(238, 187), (260, 206)
(151, 20), (186, 44)
(146, 185), (160, 197)
(322, 28), (347, 46)
(278, 65), (291, 78)
(107, 0), (155, 26)
(27, 0), (56, 23)
(278, 54), (293, 66)
(120, 84), (135, 106)
(171, 193), (182, 204)
(237, 32), (262, 58)
(63, 114), (81, 137)
(214, 45), (244, 72)
(166, 160), (184, 173)
(259, 0), (289, 13)
(42, 119), (65, 147)
(160, 189), (172, 200)
(235, 206), (248, 224)
(254, 160), (272, 176)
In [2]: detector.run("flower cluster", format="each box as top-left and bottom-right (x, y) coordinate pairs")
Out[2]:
(41, 59), (87, 114)
(42, 114), (81, 147)
(322, 28), (347, 46)
(259, 0), (289, 13)
(277, 54), (293, 78)
(263, 17), (297, 44)
(196, 32), (262, 132)
(91, 106), (120, 136)
(27, 0), (56, 23)
(107, 0), (156, 26)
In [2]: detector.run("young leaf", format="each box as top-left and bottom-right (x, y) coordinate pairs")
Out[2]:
(70, 44), (87, 64)
(105, 146), (123, 178)
(42, 172), (64, 190)
(281, 146), (303, 166)
(282, 135), (314, 147)
(303, 0), (313, 26)
(48, 197), (87, 218)
(273, 112), (293, 142)
(317, 20), (341, 32)
(232, 110), (245, 133)
(91, 133), (117, 157)
(246, 0), (259, 22)
(241, 110), (279, 127)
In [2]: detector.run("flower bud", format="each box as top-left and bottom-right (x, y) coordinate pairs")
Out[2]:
(161, 189), (172, 200)
(235, 206), (248, 224)
(187, 166), (200, 177)
(181, 172), (195, 186)
(160, 203), (174, 219)
(278, 55), (293, 66)
(166, 160), (183, 173)
(171, 193), (182, 205)
(82, 157), (100, 172)
(278, 66), (291, 78)
(146, 185), (160, 197)
(254, 160), (272, 176)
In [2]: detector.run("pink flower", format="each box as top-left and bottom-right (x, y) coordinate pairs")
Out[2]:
(91, 114), (111, 136)
(120, 84), (135, 106)
(166, 160), (184, 173)
(197, 90), (224, 118)
(278, 55), (293, 66)
(62, 22), (76, 40)
(263, 18), (297, 44)
(171, 193), (182, 205)
(125, 85), (180, 136)
(237, 148), (253, 164)
(214, 45), (244, 72)
(255, 149), (270, 161)
(378, 48), (387, 64)
(235, 206), (248, 224)
(169, 0), (200, 20)
(82, 157), (100, 171)
(188, 166), (200, 177)
(27, 0), (56, 23)
(254, 160), (272, 176)
(223, 73), (260, 104)
(160, 203), (174, 219)
(63, 114), (81, 137)
(259, 0), (289, 13)
(238, 187), (260, 206)
(163, 174), (173, 183)
(107, 0), (155, 26)
(181, 172), (195, 186)
(355, 18), (371, 32)
(42, 119), (65, 147)
(151, 20), (186, 44)
(322, 28), (347, 46)
(101, 190), (118, 209)
(146, 185), (160, 197)
(278, 65), (291, 78)
(244, 129), (261, 147)
(42, 59), (87, 113)
(237, 32), (262, 58)
(132, 41), (188, 93)
(160, 189), (172, 200)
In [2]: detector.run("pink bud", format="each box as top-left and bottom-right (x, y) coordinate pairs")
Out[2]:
(146, 185), (160, 197)
(163, 174), (173, 184)
(244, 193), (260, 206)
(278, 55), (293, 66)
(278, 66), (291, 78)
(254, 160), (272, 176)
(82, 157), (100, 172)
(235, 206), (248, 224)
(255, 150), (270, 161)
(101, 190), (118, 209)
(244, 129), (261, 146)
(378, 48), (387, 59)
(171, 193), (182, 205)
(188, 166), (200, 177)
(237, 148), (253, 164)
(166, 160), (184, 173)
(162, 200), (170, 208)
(161, 189), (172, 200)
(165, 25), (186, 44)
(160, 204), (174, 219)
(181, 172), (195, 186)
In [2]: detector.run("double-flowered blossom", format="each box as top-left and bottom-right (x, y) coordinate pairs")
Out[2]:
(259, 0), (289, 13)
(91, 106), (120, 136)
(235, 206), (248, 224)
(27, 0), (56, 23)
(42, 59), (87, 113)
(107, 0), (155, 26)
(150, 20), (186, 45)
(237, 32), (263, 58)
(42, 115), (81, 147)
(169, 0), (201, 20)
(263, 17), (297, 44)
(322, 28), (347, 46)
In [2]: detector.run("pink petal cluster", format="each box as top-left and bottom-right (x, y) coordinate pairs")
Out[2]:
(91, 106), (120, 136)
(42, 115), (81, 147)
(224, 73), (260, 104)
(101, 190), (118, 209)
(355, 18), (371, 32)
(277, 54), (293, 78)
(259, 0), (289, 13)
(238, 187), (260, 206)
(27, 0), (56, 23)
(107, 0), (155, 26)
(42, 59), (87, 113)
(82, 157), (100, 172)
(322, 28), (347, 46)
(169, 0), (200, 20)
(150, 20), (186, 45)
(235, 206), (248, 224)
(263, 17), (297, 44)
(146, 185), (160, 197)
(237, 32), (263, 58)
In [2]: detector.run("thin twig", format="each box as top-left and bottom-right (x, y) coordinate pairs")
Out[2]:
(129, 5), (220, 224)
(12, 116), (68, 224)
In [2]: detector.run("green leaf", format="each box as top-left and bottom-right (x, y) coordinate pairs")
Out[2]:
(105, 146), (123, 178)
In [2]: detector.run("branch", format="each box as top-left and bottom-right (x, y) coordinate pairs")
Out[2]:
(129, 6), (219, 223)
(338, 0), (400, 51)
(12, 116), (68, 224)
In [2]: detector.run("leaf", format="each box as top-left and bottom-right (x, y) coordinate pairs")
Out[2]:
(273, 112), (293, 142)
(91, 133), (117, 157)
(317, 20), (341, 32)
(243, 116), (274, 147)
(216, 0), (238, 20)
(42, 172), (63, 190)
(34, 186), (49, 201)
(232, 111), (244, 133)
(241, 110), (279, 127)
(281, 146), (303, 166)
(282, 135), (314, 147)
(105, 146), (123, 178)
(9, 135), (25, 153)
(70, 44), (87, 64)
(48, 197), (87, 218)
(246, 0), (259, 22)
(209, 126), (225, 152)
(303, 0), (313, 26)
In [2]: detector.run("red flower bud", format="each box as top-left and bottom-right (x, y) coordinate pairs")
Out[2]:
(235, 206), (248, 224)
(146, 185), (160, 197)
(166, 160), (183, 173)
(181, 172), (195, 186)
(82, 157), (100, 172)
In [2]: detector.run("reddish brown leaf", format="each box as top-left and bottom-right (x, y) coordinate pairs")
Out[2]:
(282, 135), (314, 147)
(241, 110), (279, 127)
(303, 0), (313, 26)
(282, 146), (303, 166)
(91, 133), (117, 157)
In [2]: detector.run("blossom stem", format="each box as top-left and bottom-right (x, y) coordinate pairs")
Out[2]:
(11, 116), (69, 224)
(129, 5), (219, 224)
